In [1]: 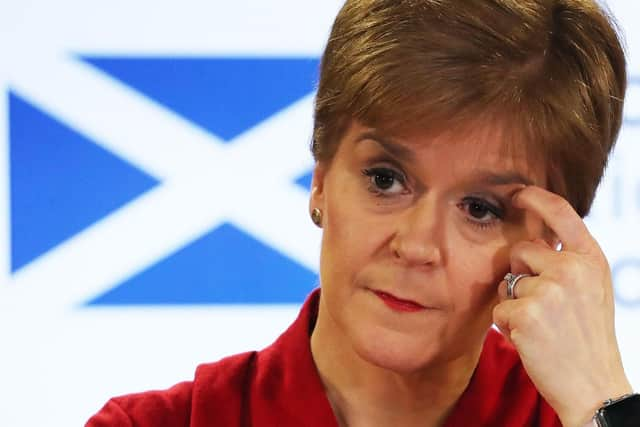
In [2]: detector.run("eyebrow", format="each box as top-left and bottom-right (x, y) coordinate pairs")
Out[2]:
(355, 130), (416, 162)
(355, 130), (537, 187)
(474, 171), (535, 186)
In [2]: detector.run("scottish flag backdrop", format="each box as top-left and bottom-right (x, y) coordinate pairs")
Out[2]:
(0, 1), (639, 426)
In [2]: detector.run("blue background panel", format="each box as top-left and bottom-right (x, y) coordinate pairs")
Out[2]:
(9, 92), (159, 272)
(82, 57), (320, 142)
(87, 223), (318, 305)
(295, 170), (313, 191)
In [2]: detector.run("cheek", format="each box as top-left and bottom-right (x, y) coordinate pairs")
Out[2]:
(448, 236), (512, 310)
(450, 217), (544, 311)
(451, 213), (551, 313)
(322, 169), (387, 261)
(452, 213), (546, 304)
(320, 191), (370, 283)
(320, 186), (399, 300)
(503, 207), (548, 243)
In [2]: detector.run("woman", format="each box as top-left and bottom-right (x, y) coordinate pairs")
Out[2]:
(87, 0), (638, 426)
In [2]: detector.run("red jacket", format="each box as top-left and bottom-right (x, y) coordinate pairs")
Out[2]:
(86, 290), (561, 426)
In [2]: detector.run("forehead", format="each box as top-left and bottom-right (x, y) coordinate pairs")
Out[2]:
(344, 120), (547, 187)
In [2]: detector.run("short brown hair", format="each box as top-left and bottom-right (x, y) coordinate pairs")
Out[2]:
(312, 0), (626, 217)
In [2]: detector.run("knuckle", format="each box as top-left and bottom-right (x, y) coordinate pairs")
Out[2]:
(492, 303), (506, 322)
(516, 303), (541, 329)
(510, 328), (522, 345)
(509, 241), (534, 262)
(548, 195), (574, 218)
(552, 255), (580, 282)
(509, 243), (525, 261)
(541, 281), (565, 304)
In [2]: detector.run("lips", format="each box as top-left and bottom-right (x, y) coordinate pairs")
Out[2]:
(373, 290), (427, 312)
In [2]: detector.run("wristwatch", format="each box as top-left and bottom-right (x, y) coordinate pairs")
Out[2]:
(592, 393), (640, 427)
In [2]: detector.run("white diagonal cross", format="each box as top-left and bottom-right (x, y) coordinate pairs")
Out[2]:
(0, 53), (321, 314)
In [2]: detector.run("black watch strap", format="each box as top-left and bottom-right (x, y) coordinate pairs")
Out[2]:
(593, 393), (640, 427)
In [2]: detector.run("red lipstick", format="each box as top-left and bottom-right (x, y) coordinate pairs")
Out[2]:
(373, 290), (426, 312)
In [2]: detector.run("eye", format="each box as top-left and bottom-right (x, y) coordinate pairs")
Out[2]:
(459, 196), (504, 228)
(362, 167), (407, 196)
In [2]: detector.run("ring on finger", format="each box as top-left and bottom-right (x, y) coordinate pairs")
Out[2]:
(504, 273), (531, 299)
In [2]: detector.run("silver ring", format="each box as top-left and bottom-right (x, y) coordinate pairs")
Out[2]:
(504, 273), (531, 299)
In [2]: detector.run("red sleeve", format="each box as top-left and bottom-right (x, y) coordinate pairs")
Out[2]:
(538, 400), (563, 427)
(85, 399), (133, 427)
(85, 382), (193, 427)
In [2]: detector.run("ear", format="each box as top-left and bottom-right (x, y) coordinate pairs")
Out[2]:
(309, 162), (327, 215)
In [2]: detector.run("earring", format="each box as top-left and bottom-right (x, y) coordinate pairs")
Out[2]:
(311, 208), (323, 227)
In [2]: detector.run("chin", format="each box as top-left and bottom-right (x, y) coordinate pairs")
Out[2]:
(351, 326), (442, 375)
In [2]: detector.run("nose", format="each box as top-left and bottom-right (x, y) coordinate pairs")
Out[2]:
(390, 196), (443, 267)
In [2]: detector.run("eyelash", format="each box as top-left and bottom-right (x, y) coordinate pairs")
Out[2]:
(362, 166), (506, 231)
(361, 167), (408, 197)
(457, 197), (505, 230)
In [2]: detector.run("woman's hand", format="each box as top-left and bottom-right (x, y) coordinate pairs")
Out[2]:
(492, 186), (632, 427)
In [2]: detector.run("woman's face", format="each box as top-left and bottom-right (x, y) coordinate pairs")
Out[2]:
(310, 120), (549, 373)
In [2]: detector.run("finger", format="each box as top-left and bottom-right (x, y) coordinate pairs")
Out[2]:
(497, 274), (536, 301)
(513, 186), (596, 254)
(493, 323), (513, 345)
(509, 240), (563, 277)
(492, 299), (520, 339)
(531, 237), (555, 250)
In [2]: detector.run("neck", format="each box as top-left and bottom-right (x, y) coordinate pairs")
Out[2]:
(310, 297), (484, 427)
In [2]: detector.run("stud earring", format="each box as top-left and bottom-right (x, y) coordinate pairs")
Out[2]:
(311, 208), (323, 227)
